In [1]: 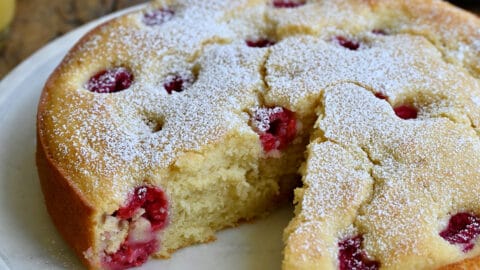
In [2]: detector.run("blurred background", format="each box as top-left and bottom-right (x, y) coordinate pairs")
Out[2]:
(0, 0), (478, 79)
(0, 0), (147, 78)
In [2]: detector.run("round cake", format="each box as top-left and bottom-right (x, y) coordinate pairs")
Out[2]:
(36, 0), (480, 269)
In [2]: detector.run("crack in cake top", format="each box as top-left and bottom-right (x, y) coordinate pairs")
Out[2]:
(38, 0), (480, 219)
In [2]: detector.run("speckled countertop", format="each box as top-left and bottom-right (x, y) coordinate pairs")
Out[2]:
(0, 0), (478, 79)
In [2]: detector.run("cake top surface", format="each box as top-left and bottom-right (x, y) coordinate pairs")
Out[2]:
(286, 81), (480, 268)
(37, 0), (480, 268)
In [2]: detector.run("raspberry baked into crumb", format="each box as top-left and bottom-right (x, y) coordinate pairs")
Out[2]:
(102, 186), (168, 269)
(36, 0), (480, 269)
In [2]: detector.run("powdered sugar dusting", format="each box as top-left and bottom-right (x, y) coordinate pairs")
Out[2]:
(42, 0), (269, 206)
(38, 0), (480, 268)
(250, 106), (283, 132)
(266, 34), (480, 121)
(290, 83), (480, 268)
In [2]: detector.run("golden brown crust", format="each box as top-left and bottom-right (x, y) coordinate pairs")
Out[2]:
(442, 256), (480, 270)
(35, 21), (118, 270)
(36, 132), (97, 268)
(37, 62), (96, 267)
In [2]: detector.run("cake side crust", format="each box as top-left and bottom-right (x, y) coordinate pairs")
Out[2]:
(36, 134), (98, 268)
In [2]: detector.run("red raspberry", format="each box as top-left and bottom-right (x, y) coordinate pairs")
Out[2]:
(246, 39), (276, 48)
(86, 68), (133, 93)
(440, 212), (480, 252)
(164, 74), (194, 94)
(335, 36), (360, 50)
(252, 107), (297, 152)
(115, 186), (169, 231)
(338, 235), (380, 270)
(393, 105), (418, 120)
(272, 0), (306, 8)
(142, 187), (169, 231)
(374, 92), (388, 100)
(103, 239), (157, 270)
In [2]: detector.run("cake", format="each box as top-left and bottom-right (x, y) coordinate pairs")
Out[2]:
(35, 0), (480, 269)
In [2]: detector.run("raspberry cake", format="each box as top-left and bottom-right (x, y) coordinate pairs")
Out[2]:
(35, 0), (480, 269)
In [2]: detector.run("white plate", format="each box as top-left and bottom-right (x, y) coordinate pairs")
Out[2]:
(0, 5), (293, 270)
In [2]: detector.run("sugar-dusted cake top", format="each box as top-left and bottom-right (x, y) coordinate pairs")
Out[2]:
(37, 0), (480, 268)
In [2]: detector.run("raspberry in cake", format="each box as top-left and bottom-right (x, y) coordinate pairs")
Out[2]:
(338, 235), (380, 270)
(250, 106), (297, 153)
(335, 36), (360, 50)
(115, 186), (168, 231)
(163, 74), (194, 94)
(246, 39), (276, 48)
(272, 0), (306, 8)
(86, 68), (133, 93)
(393, 104), (418, 120)
(440, 212), (480, 252)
